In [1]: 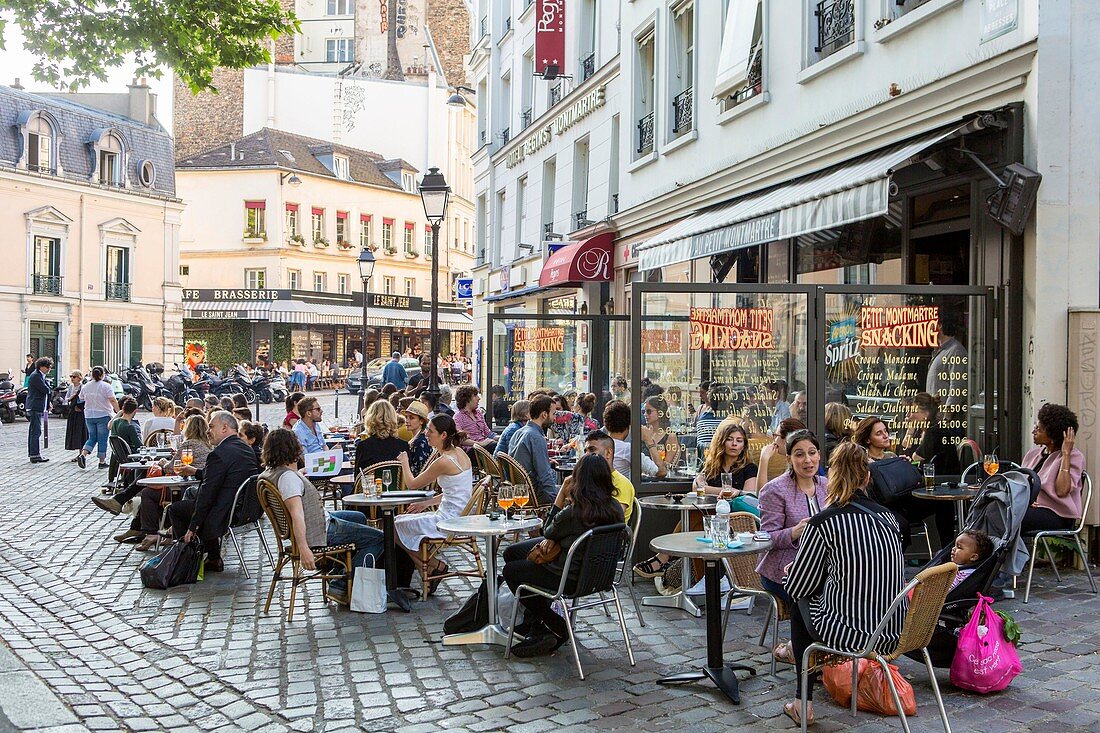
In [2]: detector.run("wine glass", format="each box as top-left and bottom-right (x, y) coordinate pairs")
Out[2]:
(382, 469), (394, 493)
(983, 453), (999, 477)
(512, 484), (529, 516)
(498, 484), (514, 516)
(172, 459), (183, 476)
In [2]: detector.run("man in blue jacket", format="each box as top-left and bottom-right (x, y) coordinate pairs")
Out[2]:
(26, 357), (52, 463)
(507, 395), (558, 506)
(381, 351), (408, 390)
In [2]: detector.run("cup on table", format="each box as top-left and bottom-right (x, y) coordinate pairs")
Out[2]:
(923, 464), (936, 490)
(712, 517), (730, 546)
(737, 531), (754, 543)
(720, 472), (734, 500)
(172, 459), (183, 475)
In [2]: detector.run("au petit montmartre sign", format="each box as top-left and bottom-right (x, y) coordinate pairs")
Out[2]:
(505, 85), (606, 169)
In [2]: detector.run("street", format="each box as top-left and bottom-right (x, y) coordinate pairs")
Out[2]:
(0, 400), (1098, 732)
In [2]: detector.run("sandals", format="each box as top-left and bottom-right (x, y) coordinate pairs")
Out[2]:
(633, 555), (669, 579)
(427, 561), (449, 596)
(774, 641), (796, 665)
(783, 702), (814, 727)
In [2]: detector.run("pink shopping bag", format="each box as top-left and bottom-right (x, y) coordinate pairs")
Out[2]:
(949, 593), (1021, 693)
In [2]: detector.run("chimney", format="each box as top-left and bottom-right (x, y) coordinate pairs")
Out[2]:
(11, 78), (24, 90)
(127, 77), (153, 126)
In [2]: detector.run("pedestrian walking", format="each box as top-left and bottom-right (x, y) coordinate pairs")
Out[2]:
(77, 366), (120, 469)
(26, 357), (52, 463)
(63, 370), (88, 460)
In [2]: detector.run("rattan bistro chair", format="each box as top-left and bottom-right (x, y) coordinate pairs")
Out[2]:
(470, 443), (503, 484)
(495, 452), (550, 519)
(506, 523), (636, 680)
(797, 562), (958, 733)
(143, 428), (173, 447)
(418, 484), (487, 600)
(1023, 471), (1096, 603)
(224, 474), (274, 579)
(257, 478), (355, 621)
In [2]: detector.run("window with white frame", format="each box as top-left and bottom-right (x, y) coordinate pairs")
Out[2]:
(404, 278), (415, 297)
(326, 38), (354, 63)
(541, 158), (556, 237)
(716, 0), (766, 113)
(520, 51), (535, 127)
(401, 171), (415, 192)
(25, 113), (55, 174)
(808, 0), (855, 64)
(579, 0), (597, 81)
(285, 204), (300, 237)
(312, 208), (325, 242)
(516, 176), (528, 247)
(495, 189), (506, 258)
(669, 1), (695, 138)
(246, 268), (266, 289)
(336, 212), (349, 244)
(384, 276), (394, 295)
(333, 154), (350, 180)
(339, 273), (349, 294)
(634, 28), (656, 158)
(326, 0), (352, 14)
(314, 272), (327, 292)
(572, 138), (590, 228)
(404, 223), (415, 254)
(244, 201), (266, 237)
(360, 215), (372, 248)
(382, 219), (394, 251)
(288, 269), (301, 290)
(98, 132), (124, 186)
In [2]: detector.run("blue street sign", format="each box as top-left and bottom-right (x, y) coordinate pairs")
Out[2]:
(456, 277), (473, 300)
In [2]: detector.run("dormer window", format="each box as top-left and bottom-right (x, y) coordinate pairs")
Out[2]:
(402, 171), (415, 192)
(333, 154), (350, 180)
(19, 111), (59, 175)
(91, 130), (126, 187)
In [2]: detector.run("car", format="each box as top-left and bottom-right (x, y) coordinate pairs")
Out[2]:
(345, 357), (422, 394)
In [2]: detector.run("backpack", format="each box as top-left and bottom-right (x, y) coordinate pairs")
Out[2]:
(868, 456), (921, 506)
(443, 577), (494, 634)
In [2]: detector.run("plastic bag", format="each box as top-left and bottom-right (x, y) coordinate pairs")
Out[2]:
(140, 537), (203, 589)
(950, 593), (1022, 692)
(350, 554), (386, 613)
(823, 659), (917, 716)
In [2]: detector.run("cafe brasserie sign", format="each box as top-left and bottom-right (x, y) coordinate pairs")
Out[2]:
(505, 85), (607, 169)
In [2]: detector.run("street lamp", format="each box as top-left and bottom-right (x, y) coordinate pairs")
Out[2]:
(418, 167), (451, 402)
(357, 248), (376, 413)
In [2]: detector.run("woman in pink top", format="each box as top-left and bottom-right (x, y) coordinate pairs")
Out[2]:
(1021, 403), (1085, 532)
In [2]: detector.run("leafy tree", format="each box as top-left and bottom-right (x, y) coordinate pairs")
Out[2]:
(0, 0), (298, 93)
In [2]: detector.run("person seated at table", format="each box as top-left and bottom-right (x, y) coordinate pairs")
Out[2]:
(756, 429), (829, 666)
(765, 380), (792, 433)
(238, 420), (266, 464)
(232, 394), (253, 422)
(293, 396), (327, 454)
(756, 418), (807, 488)
(283, 392), (305, 429)
(823, 402), (852, 466)
(852, 415), (896, 461)
(109, 397), (143, 455)
(260, 428), (384, 598)
(1021, 403), (1086, 533)
(403, 401), (433, 476)
(603, 400), (667, 482)
(782, 441), (906, 726)
(144, 397), (178, 436)
(502, 453), (625, 657)
(508, 396), (561, 507)
(171, 411), (260, 572)
(496, 400), (529, 456)
(896, 392), (960, 475)
(393, 415), (474, 594)
(643, 395), (681, 468)
(354, 400), (408, 477)
(454, 385), (497, 451)
(575, 392), (600, 432)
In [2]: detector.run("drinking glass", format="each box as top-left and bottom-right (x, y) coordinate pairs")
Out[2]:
(181, 448), (193, 467)
(923, 464), (936, 489)
(155, 432), (164, 448)
(497, 485), (514, 514)
(983, 453), (999, 477)
(512, 484), (529, 515)
(382, 469), (394, 493)
(713, 517), (730, 546)
(172, 459), (183, 475)
(373, 478), (383, 498)
(720, 472), (734, 500)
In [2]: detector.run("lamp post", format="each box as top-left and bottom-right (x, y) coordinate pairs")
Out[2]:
(418, 167), (451, 403)
(357, 248), (376, 414)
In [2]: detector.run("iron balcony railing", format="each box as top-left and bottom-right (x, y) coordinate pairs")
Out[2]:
(521, 108), (533, 129)
(105, 280), (131, 302)
(573, 211), (590, 229)
(815, 0), (855, 57)
(549, 84), (563, 107)
(543, 222), (555, 237)
(480, 129), (487, 146)
(581, 53), (596, 81)
(895, 0), (932, 13)
(730, 43), (764, 106)
(637, 112), (655, 155)
(33, 273), (62, 295)
(672, 87), (694, 134)
(500, 128), (511, 144)
(480, 17), (487, 38)
(504, 16), (512, 32)
(610, 193), (620, 214)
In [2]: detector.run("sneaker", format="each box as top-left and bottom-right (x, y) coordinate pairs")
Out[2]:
(77, 454), (86, 469)
(98, 462), (109, 469)
(92, 496), (123, 515)
(511, 631), (566, 658)
(685, 575), (732, 596)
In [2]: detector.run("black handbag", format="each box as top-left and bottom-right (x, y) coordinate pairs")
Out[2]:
(140, 537), (204, 589)
(443, 576), (494, 634)
(868, 456), (922, 505)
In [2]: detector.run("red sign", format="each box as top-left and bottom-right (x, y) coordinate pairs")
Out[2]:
(539, 232), (614, 287)
(535, 0), (566, 76)
(859, 305), (940, 349)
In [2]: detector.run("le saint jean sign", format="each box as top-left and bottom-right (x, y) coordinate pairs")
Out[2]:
(505, 85), (606, 169)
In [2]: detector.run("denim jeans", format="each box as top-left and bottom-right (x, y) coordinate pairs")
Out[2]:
(27, 411), (43, 458)
(83, 415), (111, 458)
(327, 510), (385, 592)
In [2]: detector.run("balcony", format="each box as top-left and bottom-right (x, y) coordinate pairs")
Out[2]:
(105, 281), (131, 302)
(504, 16), (512, 33)
(480, 129), (487, 146)
(611, 193), (620, 214)
(479, 16), (487, 38)
(33, 273), (62, 295)
(581, 53), (596, 82)
(729, 44), (764, 106)
(521, 108), (533, 130)
(549, 84), (563, 107)
(500, 128), (511, 145)
(636, 112), (655, 155)
(573, 210), (591, 230)
(815, 0), (855, 57)
(672, 88), (694, 134)
(543, 222), (555, 237)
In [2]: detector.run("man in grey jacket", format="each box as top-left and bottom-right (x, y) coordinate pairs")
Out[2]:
(507, 395), (558, 506)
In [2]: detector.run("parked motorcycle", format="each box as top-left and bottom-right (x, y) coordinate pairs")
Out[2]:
(122, 364), (158, 411)
(0, 371), (17, 424)
(192, 364), (243, 399)
(162, 366), (199, 407)
(269, 371), (288, 403)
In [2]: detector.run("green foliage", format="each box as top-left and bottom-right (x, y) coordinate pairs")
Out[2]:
(0, 0), (299, 93)
(272, 325), (291, 364)
(183, 320), (252, 367)
(995, 609), (1022, 645)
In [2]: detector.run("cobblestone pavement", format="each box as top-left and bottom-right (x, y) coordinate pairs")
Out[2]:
(1, 401), (1099, 732)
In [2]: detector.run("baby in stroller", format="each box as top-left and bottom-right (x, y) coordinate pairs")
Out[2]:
(949, 529), (994, 590)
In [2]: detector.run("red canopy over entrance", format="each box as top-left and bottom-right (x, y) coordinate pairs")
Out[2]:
(538, 232), (615, 287)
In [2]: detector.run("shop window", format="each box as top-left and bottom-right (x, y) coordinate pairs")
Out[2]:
(795, 211), (903, 285)
(765, 240), (791, 283)
(246, 268), (266, 289)
(909, 185), (971, 285)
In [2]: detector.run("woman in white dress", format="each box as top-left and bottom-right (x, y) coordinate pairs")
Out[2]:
(394, 414), (473, 591)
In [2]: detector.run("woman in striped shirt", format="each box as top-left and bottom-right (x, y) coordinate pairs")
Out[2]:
(782, 441), (907, 726)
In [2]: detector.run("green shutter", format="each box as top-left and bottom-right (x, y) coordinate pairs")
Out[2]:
(128, 326), (143, 368)
(90, 323), (105, 368)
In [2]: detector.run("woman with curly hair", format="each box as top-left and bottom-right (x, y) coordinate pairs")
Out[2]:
(1021, 403), (1086, 532)
(354, 400), (409, 471)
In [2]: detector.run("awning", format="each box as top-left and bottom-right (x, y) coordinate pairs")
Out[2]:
(713, 0), (761, 99)
(637, 122), (970, 271)
(269, 300), (472, 330)
(184, 301), (271, 320)
(538, 232), (615, 287)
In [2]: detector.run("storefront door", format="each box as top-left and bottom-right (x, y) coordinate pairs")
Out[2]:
(29, 321), (59, 382)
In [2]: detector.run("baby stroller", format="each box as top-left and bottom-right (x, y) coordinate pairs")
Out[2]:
(911, 467), (1040, 667)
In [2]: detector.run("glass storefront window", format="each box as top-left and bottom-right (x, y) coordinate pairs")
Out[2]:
(796, 211), (903, 285)
(492, 319), (585, 403)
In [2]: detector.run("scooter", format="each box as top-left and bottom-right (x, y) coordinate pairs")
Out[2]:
(269, 371), (288, 402)
(162, 365), (199, 407)
(193, 364), (242, 399)
(122, 364), (158, 411)
(0, 371), (17, 424)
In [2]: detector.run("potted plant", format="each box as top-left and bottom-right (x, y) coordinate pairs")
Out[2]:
(313, 236), (330, 247)
(337, 239), (353, 250)
(288, 233), (306, 245)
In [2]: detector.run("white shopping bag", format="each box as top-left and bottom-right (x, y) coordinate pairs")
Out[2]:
(304, 449), (343, 478)
(497, 579), (524, 630)
(350, 554), (387, 614)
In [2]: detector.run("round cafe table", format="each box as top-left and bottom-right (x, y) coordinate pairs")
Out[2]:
(650, 531), (772, 705)
(119, 461), (157, 471)
(637, 494), (718, 617)
(912, 484), (982, 532)
(342, 491), (437, 613)
(436, 514), (543, 647)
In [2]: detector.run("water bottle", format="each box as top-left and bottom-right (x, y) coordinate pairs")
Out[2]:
(715, 498), (731, 545)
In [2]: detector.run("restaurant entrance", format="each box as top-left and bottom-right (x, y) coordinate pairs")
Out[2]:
(628, 282), (997, 495)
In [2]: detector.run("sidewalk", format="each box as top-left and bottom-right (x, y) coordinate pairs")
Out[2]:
(0, 641), (80, 732)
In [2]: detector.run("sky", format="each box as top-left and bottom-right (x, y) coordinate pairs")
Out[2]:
(1, 21), (175, 129)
